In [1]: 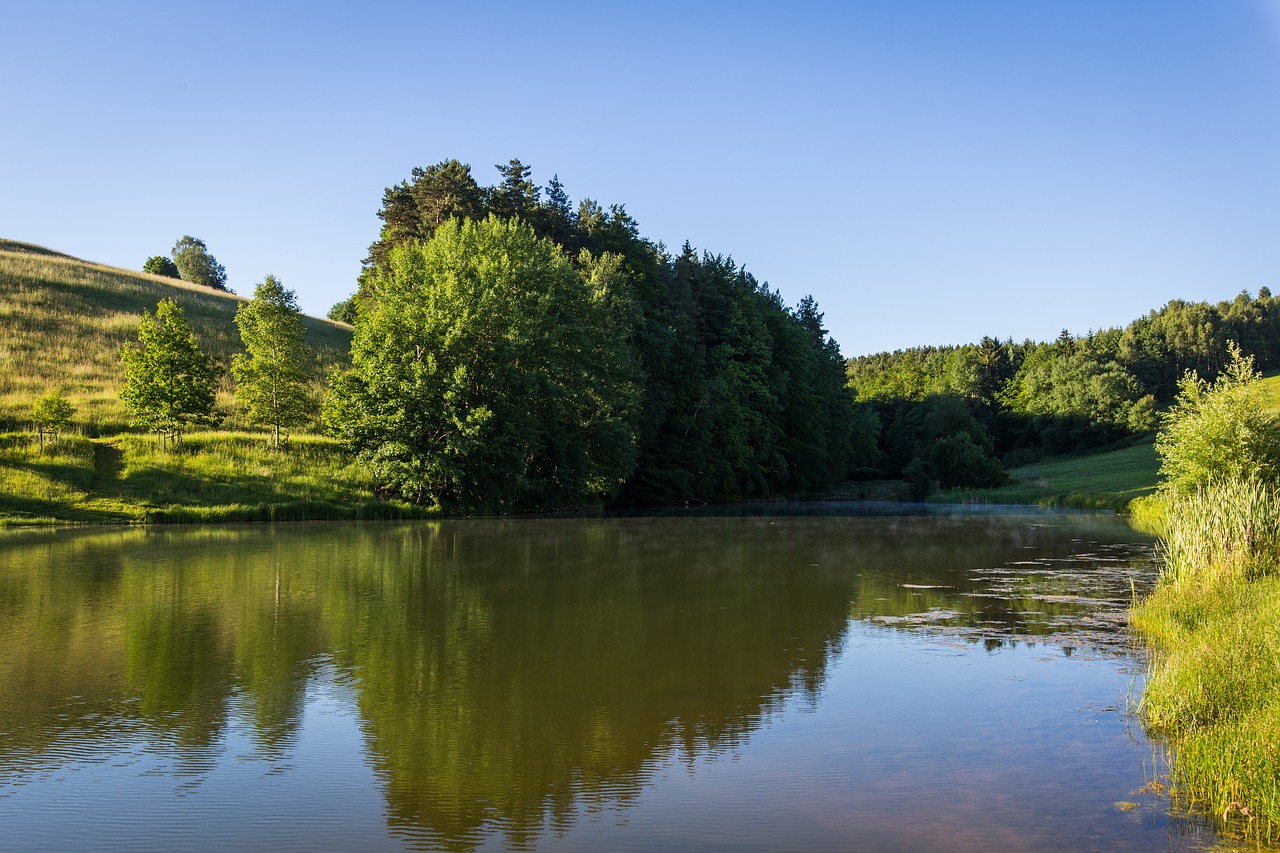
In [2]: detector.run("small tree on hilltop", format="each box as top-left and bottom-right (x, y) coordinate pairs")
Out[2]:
(1155, 342), (1280, 492)
(32, 389), (75, 449)
(232, 275), (316, 449)
(171, 235), (229, 291)
(121, 299), (219, 447)
(143, 255), (181, 279)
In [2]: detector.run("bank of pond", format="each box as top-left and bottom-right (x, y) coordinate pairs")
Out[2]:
(0, 506), (1273, 852)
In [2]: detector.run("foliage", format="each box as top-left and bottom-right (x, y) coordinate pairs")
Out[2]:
(171, 235), (229, 292)
(31, 389), (75, 447)
(327, 217), (641, 511)
(327, 296), (356, 325)
(232, 276), (316, 448)
(120, 299), (219, 445)
(1154, 343), (1280, 493)
(142, 255), (180, 278)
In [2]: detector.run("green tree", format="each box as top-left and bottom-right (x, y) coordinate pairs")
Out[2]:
(31, 389), (75, 448)
(490, 158), (540, 220)
(120, 299), (219, 446)
(171, 235), (229, 292)
(143, 255), (181, 279)
(325, 216), (640, 511)
(327, 296), (357, 325)
(232, 276), (316, 449)
(1155, 343), (1280, 492)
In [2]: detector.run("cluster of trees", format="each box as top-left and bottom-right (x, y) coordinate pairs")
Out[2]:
(325, 159), (870, 511)
(144, 236), (229, 292)
(847, 289), (1280, 489)
(119, 278), (314, 447)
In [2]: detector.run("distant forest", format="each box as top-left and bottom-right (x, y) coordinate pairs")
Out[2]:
(848, 289), (1280, 493)
(329, 159), (870, 509)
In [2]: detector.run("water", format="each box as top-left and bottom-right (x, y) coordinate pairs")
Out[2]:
(0, 509), (1245, 851)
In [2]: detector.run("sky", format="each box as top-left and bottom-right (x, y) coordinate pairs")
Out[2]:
(3, 0), (1280, 358)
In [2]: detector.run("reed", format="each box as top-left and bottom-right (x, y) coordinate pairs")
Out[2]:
(1132, 479), (1280, 836)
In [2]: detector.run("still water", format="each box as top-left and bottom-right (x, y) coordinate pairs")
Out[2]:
(0, 507), (1243, 851)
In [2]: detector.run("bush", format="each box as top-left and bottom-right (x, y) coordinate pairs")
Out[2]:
(1155, 343), (1280, 492)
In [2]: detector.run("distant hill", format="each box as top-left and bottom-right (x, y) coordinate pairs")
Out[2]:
(0, 240), (352, 433)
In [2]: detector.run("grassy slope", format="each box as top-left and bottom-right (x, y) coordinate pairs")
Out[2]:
(0, 239), (352, 433)
(0, 240), (420, 524)
(934, 438), (1160, 510)
(930, 373), (1280, 511)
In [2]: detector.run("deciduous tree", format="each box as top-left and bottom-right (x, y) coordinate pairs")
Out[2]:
(32, 389), (75, 448)
(233, 275), (316, 449)
(171, 235), (229, 291)
(325, 216), (640, 511)
(120, 299), (219, 446)
(143, 255), (181, 279)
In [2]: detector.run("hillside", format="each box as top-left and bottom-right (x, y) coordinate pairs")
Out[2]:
(0, 240), (352, 433)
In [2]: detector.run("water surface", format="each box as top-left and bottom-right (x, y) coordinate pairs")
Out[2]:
(0, 509), (1244, 851)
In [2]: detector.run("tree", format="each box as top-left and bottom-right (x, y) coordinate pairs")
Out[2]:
(490, 158), (540, 220)
(171, 235), (229, 291)
(327, 296), (357, 325)
(32, 390), (75, 448)
(143, 255), (181, 279)
(120, 299), (219, 446)
(1155, 342), (1280, 492)
(325, 216), (640, 511)
(410, 159), (487, 233)
(232, 276), (316, 448)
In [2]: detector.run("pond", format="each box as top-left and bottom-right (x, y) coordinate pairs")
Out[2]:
(0, 507), (1246, 851)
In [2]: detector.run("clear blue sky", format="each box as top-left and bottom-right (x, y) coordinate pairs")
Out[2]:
(4, 1), (1279, 357)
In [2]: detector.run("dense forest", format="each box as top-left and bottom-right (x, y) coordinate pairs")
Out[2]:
(848, 289), (1280, 494)
(327, 159), (871, 511)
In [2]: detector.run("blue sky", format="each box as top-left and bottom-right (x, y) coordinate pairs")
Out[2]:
(3, 1), (1279, 357)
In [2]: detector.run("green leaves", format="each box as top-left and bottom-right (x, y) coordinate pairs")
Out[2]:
(232, 276), (317, 448)
(31, 389), (75, 447)
(142, 255), (181, 279)
(1155, 343), (1280, 492)
(120, 299), (219, 445)
(171, 235), (228, 292)
(327, 217), (640, 511)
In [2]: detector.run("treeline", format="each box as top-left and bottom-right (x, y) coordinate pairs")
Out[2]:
(327, 159), (871, 511)
(847, 289), (1280, 492)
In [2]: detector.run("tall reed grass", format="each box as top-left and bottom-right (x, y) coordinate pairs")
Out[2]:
(1158, 479), (1280, 586)
(1133, 479), (1280, 837)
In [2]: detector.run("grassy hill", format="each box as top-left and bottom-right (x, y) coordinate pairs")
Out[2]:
(0, 240), (425, 524)
(933, 438), (1160, 510)
(0, 239), (351, 433)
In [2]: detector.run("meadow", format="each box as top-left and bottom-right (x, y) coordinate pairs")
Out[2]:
(0, 239), (351, 434)
(0, 240), (419, 523)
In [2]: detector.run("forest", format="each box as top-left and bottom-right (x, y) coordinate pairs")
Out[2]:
(325, 159), (871, 511)
(847, 289), (1280, 495)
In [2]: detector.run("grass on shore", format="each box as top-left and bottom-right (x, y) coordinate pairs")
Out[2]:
(1131, 480), (1280, 838)
(0, 430), (427, 525)
(930, 438), (1160, 510)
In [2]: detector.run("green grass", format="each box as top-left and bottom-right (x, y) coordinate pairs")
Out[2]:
(1132, 480), (1280, 838)
(0, 239), (390, 525)
(930, 438), (1160, 510)
(0, 430), (429, 524)
(0, 240), (352, 434)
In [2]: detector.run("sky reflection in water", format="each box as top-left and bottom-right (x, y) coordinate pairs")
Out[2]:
(0, 511), (1246, 852)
